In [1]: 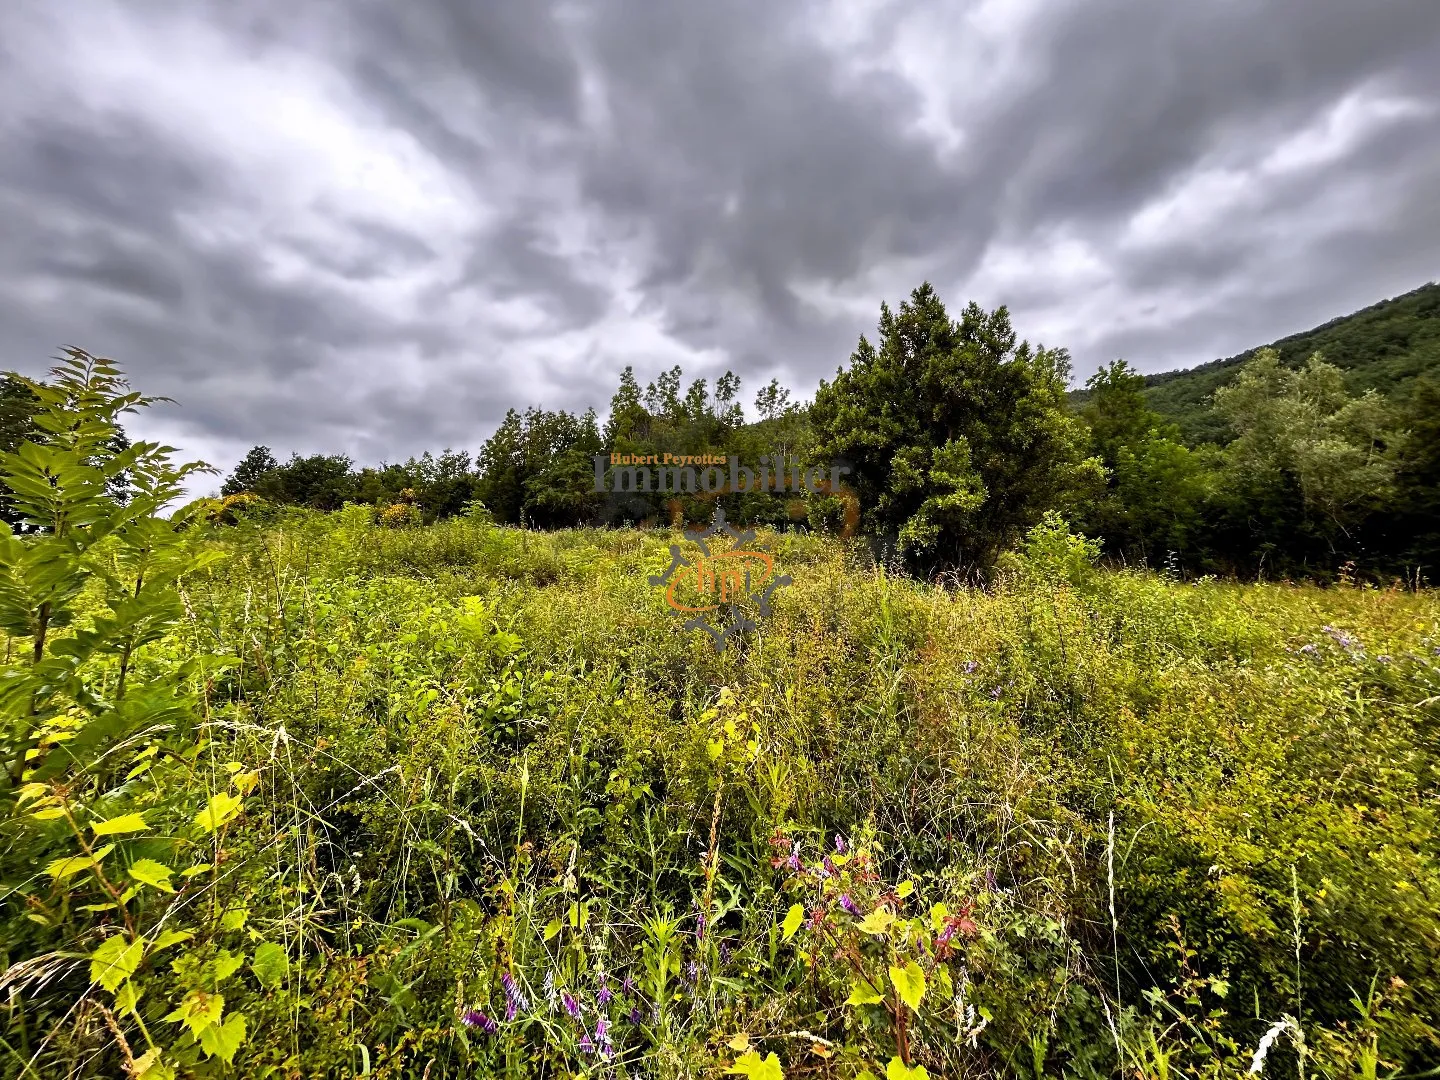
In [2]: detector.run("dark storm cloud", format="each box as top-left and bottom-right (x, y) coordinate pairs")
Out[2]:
(0, 0), (1437, 487)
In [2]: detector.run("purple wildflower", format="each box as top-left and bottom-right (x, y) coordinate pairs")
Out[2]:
(963, 660), (978, 674)
(1377, 654), (1393, 664)
(719, 940), (733, 965)
(502, 971), (528, 1013)
(544, 971), (558, 1013)
(596, 1017), (614, 1058)
(562, 991), (581, 1019)
(462, 1010), (499, 1035)
(840, 893), (860, 916)
(835, 834), (848, 855)
(597, 981), (614, 1006)
(823, 855), (837, 877)
(504, 998), (517, 1022)
(620, 975), (636, 998)
(684, 960), (700, 984)
(695, 908), (707, 941)
(1299, 643), (1318, 655)
(990, 685), (1003, 700)
(786, 841), (802, 872)
(578, 1033), (595, 1055)
(629, 1006), (643, 1025)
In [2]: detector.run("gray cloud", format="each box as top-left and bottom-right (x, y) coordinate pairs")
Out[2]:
(0, 0), (1437, 487)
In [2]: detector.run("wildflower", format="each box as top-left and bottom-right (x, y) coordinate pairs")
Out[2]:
(839, 893), (860, 916)
(544, 971), (559, 1013)
(684, 960), (700, 984)
(579, 1032), (596, 1055)
(989, 685), (1003, 700)
(597, 976), (614, 1006)
(502, 971), (528, 1013)
(629, 1006), (643, 1026)
(822, 855), (837, 877)
(1299, 643), (1318, 655)
(695, 907), (707, 941)
(596, 1017), (614, 1058)
(504, 998), (517, 1022)
(963, 660), (978, 674)
(786, 841), (802, 872)
(834, 834), (848, 855)
(620, 974), (636, 998)
(1377, 654), (1392, 664)
(719, 940), (733, 965)
(462, 1010), (499, 1035)
(562, 991), (581, 1019)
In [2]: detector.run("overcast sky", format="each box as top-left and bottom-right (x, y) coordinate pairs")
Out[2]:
(2, 0), (1438, 485)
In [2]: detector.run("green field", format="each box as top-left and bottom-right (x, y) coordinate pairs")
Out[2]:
(6, 496), (1439, 1078)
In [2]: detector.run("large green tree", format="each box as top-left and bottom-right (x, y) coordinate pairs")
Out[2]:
(1212, 349), (1401, 563)
(1078, 360), (1212, 564)
(811, 283), (1102, 569)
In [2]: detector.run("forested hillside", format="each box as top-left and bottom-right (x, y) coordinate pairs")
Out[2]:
(1072, 281), (1440, 446)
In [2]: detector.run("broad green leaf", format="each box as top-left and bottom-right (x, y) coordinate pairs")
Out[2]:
(114, 981), (142, 1014)
(152, 929), (195, 952)
(30, 807), (66, 821)
(198, 1011), (247, 1064)
(90, 934), (144, 992)
(543, 917), (562, 941)
(127, 858), (175, 892)
(889, 961), (926, 1011)
(251, 942), (289, 988)
(858, 908), (895, 936)
(92, 812), (149, 837)
(886, 1058), (929, 1080)
(729, 1050), (784, 1080)
(210, 951), (245, 985)
(163, 991), (224, 1038)
(929, 903), (949, 933)
(845, 979), (885, 1006)
(727, 1033), (751, 1052)
(220, 905), (249, 930)
(781, 903), (805, 941)
(195, 792), (242, 833)
(896, 880), (915, 899)
(46, 854), (98, 881)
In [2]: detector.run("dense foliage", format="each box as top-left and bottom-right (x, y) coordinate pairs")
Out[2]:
(184, 281), (1440, 581)
(1, 357), (1437, 1078)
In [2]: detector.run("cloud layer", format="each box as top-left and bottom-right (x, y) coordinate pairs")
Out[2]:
(2, 0), (1437, 482)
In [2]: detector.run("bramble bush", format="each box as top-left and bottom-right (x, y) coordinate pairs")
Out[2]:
(1, 355), (1437, 1078)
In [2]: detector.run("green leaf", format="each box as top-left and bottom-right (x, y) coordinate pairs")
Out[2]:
(92, 812), (149, 836)
(114, 981), (142, 1015)
(858, 908), (895, 936)
(543, 917), (562, 941)
(895, 880), (914, 899)
(46, 854), (99, 881)
(209, 951), (245, 986)
(195, 792), (242, 833)
(728, 1050), (784, 1080)
(198, 1011), (247, 1064)
(889, 961), (926, 1011)
(163, 991), (224, 1038)
(845, 979), (885, 1006)
(90, 934), (144, 992)
(251, 942), (289, 989)
(127, 858), (175, 892)
(220, 905), (249, 930)
(152, 929), (195, 952)
(929, 903), (949, 933)
(781, 903), (805, 941)
(886, 1058), (929, 1080)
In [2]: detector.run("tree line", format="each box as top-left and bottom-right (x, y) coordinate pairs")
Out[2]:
(6, 282), (1436, 578)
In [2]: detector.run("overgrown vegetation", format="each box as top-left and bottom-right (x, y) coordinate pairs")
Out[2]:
(2, 355), (1437, 1078)
(172, 281), (1440, 580)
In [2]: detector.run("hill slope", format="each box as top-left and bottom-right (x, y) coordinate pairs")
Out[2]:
(1072, 281), (1440, 445)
